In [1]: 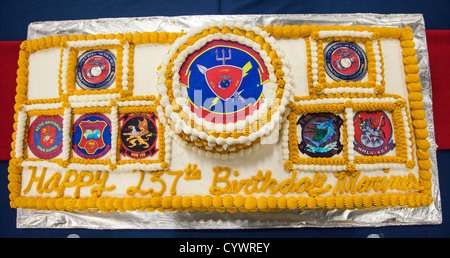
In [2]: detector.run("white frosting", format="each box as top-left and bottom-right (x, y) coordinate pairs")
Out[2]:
(23, 102), (62, 111)
(67, 39), (121, 48)
(323, 87), (375, 94)
(68, 93), (121, 102)
(117, 100), (155, 106)
(110, 105), (118, 165)
(27, 48), (61, 100)
(346, 107), (356, 163)
(277, 39), (309, 97)
(133, 44), (171, 97)
(61, 107), (72, 161)
(373, 40), (384, 86)
(121, 43), (130, 92)
(318, 30), (373, 39)
(59, 48), (70, 94)
(310, 39), (319, 86)
(381, 39), (407, 96)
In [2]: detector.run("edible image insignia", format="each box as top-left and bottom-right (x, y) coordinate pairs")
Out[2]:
(324, 41), (367, 82)
(76, 50), (116, 90)
(72, 113), (112, 159)
(28, 115), (63, 159)
(297, 113), (343, 158)
(179, 40), (269, 124)
(353, 110), (396, 156)
(120, 113), (159, 159)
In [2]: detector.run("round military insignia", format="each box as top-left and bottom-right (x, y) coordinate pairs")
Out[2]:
(179, 40), (269, 124)
(72, 113), (112, 159)
(297, 113), (343, 158)
(76, 50), (116, 90)
(353, 110), (396, 156)
(28, 115), (63, 159)
(324, 41), (367, 81)
(120, 113), (159, 159)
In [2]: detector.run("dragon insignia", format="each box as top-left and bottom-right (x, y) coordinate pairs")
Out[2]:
(120, 113), (158, 159)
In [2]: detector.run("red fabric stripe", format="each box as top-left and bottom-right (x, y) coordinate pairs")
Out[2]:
(0, 31), (448, 160)
(426, 30), (450, 150)
(0, 41), (21, 160)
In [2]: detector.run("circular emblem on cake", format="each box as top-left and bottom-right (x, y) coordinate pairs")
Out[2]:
(179, 40), (269, 124)
(73, 113), (112, 159)
(324, 41), (367, 81)
(76, 50), (116, 90)
(28, 115), (63, 159)
(158, 22), (293, 157)
(297, 113), (343, 158)
(353, 110), (396, 156)
(120, 113), (159, 159)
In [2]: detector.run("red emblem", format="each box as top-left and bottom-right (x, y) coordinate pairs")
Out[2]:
(40, 124), (56, 149)
(82, 56), (111, 84)
(196, 49), (244, 101)
(203, 64), (243, 100)
(77, 120), (107, 155)
(331, 48), (360, 75)
(353, 111), (395, 156)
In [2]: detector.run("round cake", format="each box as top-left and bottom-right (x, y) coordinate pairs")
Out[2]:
(157, 22), (293, 159)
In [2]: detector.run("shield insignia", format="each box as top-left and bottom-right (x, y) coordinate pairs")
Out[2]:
(40, 124), (56, 149)
(201, 65), (243, 100)
(179, 40), (270, 124)
(29, 115), (63, 159)
(78, 120), (107, 154)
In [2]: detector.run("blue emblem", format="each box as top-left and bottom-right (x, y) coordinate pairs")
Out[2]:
(72, 113), (112, 159)
(76, 50), (116, 90)
(324, 41), (367, 82)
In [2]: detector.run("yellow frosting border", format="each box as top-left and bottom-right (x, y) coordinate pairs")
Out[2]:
(10, 192), (433, 213)
(8, 25), (434, 212)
